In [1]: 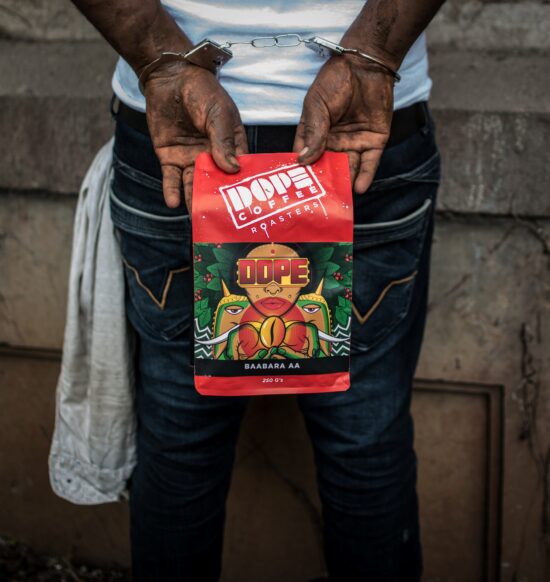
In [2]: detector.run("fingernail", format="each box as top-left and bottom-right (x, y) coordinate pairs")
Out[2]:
(299, 146), (309, 157)
(228, 154), (239, 168)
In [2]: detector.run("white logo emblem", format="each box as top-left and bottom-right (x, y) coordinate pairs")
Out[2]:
(219, 164), (326, 229)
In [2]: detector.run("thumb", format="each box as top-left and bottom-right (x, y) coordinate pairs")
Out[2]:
(295, 95), (330, 166)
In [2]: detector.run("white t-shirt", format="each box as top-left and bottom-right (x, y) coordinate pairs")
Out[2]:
(112, 0), (431, 124)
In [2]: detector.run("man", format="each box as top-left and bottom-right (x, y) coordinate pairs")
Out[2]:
(72, 1), (444, 580)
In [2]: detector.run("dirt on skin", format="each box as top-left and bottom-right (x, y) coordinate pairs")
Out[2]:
(0, 536), (131, 582)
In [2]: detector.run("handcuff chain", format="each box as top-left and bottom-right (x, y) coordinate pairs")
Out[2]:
(221, 33), (400, 82)
(138, 34), (400, 94)
(222, 33), (305, 49)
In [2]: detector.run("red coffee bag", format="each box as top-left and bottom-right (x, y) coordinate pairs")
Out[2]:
(192, 152), (353, 396)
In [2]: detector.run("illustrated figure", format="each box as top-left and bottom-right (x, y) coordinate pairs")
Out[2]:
(207, 244), (334, 360)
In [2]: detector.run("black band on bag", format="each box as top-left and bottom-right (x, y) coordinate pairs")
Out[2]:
(195, 356), (349, 377)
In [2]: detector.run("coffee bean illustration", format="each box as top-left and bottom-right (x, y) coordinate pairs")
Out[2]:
(259, 316), (286, 348)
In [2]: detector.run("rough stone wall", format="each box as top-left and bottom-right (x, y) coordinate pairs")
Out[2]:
(1, 2), (549, 581)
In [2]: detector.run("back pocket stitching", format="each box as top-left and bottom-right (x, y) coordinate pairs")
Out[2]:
(369, 151), (440, 191)
(352, 270), (418, 325)
(113, 156), (163, 192)
(123, 259), (190, 310)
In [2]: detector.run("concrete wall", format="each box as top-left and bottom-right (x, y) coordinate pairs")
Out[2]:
(1, 2), (549, 580)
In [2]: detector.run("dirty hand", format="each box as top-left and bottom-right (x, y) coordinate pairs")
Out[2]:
(143, 62), (248, 211)
(294, 56), (394, 194)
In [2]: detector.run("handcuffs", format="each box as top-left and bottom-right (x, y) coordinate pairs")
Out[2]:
(137, 36), (400, 94)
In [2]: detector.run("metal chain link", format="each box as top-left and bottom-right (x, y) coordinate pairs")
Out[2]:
(222, 33), (306, 49)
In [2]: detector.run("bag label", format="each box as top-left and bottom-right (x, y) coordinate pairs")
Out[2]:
(219, 163), (326, 231)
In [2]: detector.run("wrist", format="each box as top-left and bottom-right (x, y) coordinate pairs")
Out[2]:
(340, 30), (402, 72)
(138, 38), (232, 94)
(140, 57), (195, 93)
(339, 52), (399, 82)
(125, 6), (193, 76)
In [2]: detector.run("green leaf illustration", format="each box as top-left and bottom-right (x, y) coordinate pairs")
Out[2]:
(338, 296), (352, 313)
(198, 307), (212, 328)
(207, 278), (222, 291)
(207, 264), (223, 276)
(213, 247), (233, 264)
(323, 262), (340, 276)
(193, 261), (207, 276)
(323, 277), (340, 290)
(335, 306), (349, 327)
(314, 247), (334, 263)
(197, 298), (209, 310)
(194, 271), (207, 289)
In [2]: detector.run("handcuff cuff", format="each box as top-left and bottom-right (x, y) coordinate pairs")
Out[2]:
(137, 34), (400, 94)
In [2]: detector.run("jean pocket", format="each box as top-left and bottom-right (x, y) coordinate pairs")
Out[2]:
(369, 150), (441, 193)
(351, 198), (433, 354)
(110, 191), (193, 341)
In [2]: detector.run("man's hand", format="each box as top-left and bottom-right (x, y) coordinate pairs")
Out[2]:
(144, 62), (248, 211)
(70, 0), (248, 211)
(294, 56), (393, 194)
(294, 0), (445, 194)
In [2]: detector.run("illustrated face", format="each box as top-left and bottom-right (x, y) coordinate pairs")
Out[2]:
(296, 297), (331, 332)
(243, 284), (301, 317)
(215, 298), (250, 333)
(236, 243), (309, 317)
(212, 296), (250, 359)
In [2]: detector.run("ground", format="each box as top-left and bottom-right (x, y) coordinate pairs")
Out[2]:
(0, 536), (130, 582)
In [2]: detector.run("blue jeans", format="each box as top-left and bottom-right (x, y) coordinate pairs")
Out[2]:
(110, 105), (440, 582)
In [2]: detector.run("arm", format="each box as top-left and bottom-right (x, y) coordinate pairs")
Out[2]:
(294, 0), (444, 194)
(72, 0), (247, 210)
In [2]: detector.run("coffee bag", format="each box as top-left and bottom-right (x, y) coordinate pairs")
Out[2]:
(192, 152), (353, 396)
